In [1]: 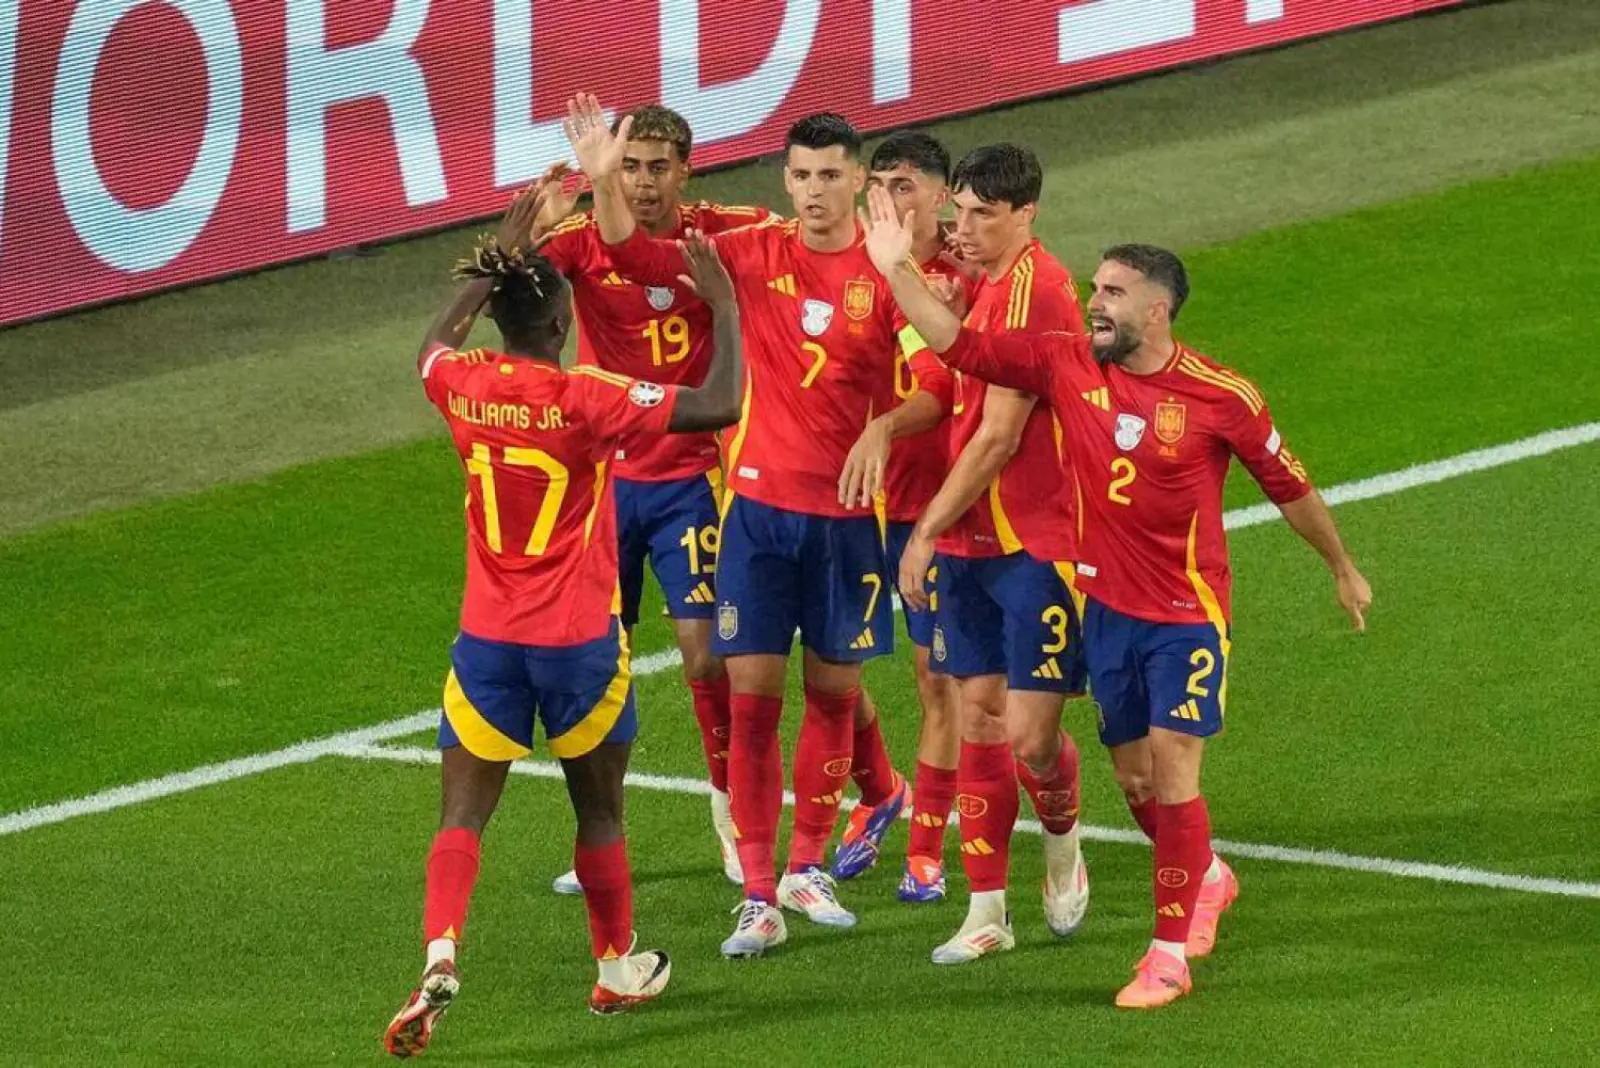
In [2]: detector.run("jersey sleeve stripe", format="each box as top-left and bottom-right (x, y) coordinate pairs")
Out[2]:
(570, 365), (633, 389)
(1177, 358), (1264, 415)
(1182, 355), (1266, 409)
(420, 346), (450, 380)
(549, 213), (594, 236)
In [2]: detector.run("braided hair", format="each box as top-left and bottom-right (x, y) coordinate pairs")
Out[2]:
(454, 236), (568, 350)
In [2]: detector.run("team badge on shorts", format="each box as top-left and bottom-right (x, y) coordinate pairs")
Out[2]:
(844, 279), (874, 321)
(801, 299), (835, 337)
(628, 381), (666, 408)
(646, 286), (675, 312)
(1154, 401), (1186, 445)
(1115, 413), (1147, 451)
(717, 604), (740, 641)
(931, 625), (948, 663)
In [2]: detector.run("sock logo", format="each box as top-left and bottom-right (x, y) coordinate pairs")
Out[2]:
(955, 794), (989, 819)
(1157, 866), (1190, 889)
(1034, 789), (1077, 812)
(1157, 902), (1186, 919)
(712, 726), (730, 740)
(822, 757), (854, 777)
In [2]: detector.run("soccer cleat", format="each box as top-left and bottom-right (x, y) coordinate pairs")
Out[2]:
(1185, 860), (1239, 959)
(897, 855), (946, 903)
(1041, 828), (1090, 937)
(588, 948), (672, 1015)
(720, 899), (788, 958)
(930, 914), (1015, 965)
(383, 959), (459, 1059)
(710, 791), (743, 886)
(778, 868), (858, 928)
(1114, 947), (1192, 1009)
(830, 774), (910, 880)
(551, 869), (582, 896)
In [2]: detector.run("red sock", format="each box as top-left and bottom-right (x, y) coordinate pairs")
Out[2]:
(574, 838), (632, 960)
(1129, 796), (1159, 841)
(423, 827), (481, 944)
(1017, 732), (1081, 835)
(1153, 796), (1212, 943)
(908, 760), (957, 860)
(850, 709), (898, 807)
(789, 687), (858, 872)
(728, 692), (784, 902)
(955, 741), (1019, 893)
(689, 676), (731, 793)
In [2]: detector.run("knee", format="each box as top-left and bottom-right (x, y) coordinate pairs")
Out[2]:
(681, 646), (723, 685)
(1115, 767), (1154, 806)
(1009, 729), (1057, 773)
(574, 813), (623, 846)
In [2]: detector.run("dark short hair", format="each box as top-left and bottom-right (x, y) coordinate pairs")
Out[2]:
(1102, 244), (1190, 321)
(951, 144), (1042, 208)
(455, 240), (568, 345)
(870, 130), (950, 183)
(786, 112), (861, 158)
(617, 104), (692, 163)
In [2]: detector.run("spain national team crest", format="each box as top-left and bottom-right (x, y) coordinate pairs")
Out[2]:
(843, 279), (874, 321)
(717, 604), (739, 641)
(1154, 401), (1187, 445)
(645, 286), (675, 312)
(801, 299), (834, 337)
(1114, 413), (1147, 451)
(931, 625), (948, 663)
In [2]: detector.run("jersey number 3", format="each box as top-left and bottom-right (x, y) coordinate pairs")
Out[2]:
(468, 442), (569, 555)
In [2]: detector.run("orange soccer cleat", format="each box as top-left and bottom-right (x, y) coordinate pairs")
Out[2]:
(1114, 947), (1191, 1010)
(383, 959), (460, 1059)
(1185, 860), (1239, 959)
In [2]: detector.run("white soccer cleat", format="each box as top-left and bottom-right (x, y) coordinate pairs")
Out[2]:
(720, 899), (788, 958)
(1042, 826), (1090, 937)
(930, 915), (1016, 965)
(588, 945), (672, 1015)
(777, 868), (857, 928)
(551, 869), (582, 896)
(710, 789), (743, 885)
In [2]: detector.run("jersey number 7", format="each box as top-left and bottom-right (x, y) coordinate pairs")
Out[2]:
(467, 442), (569, 555)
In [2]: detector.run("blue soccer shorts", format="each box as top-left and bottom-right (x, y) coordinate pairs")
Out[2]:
(615, 471), (723, 628)
(928, 552), (1087, 695)
(438, 620), (637, 761)
(884, 520), (934, 649)
(1080, 596), (1230, 748)
(712, 495), (893, 663)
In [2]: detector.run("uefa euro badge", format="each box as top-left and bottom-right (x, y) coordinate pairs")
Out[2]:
(1154, 401), (1187, 445)
(717, 604), (739, 641)
(801, 299), (835, 337)
(646, 286), (675, 312)
(628, 381), (666, 408)
(844, 279), (875, 321)
(931, 625), (948, 663)
(1114, 413), (1147, 451)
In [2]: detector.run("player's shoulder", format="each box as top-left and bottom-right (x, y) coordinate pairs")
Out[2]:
(1005, 243), (1079, 328)
(1169, 344), (1268, 416)
(545, 210), (597, 241)
(424, 344), (499, 379)
(685, 201), (772, 231)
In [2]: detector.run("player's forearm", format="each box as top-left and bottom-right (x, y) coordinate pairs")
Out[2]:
(1277, 490), (1358, 576)
(590, 171), (636, 246)
(418, 278), (493, 369)
(913, 433), (1017, 542)
(883, 391), (945, 439)
(670, 299), (743, 433)
(886, 261), (963, 351)
(937, 330), (1054, 398)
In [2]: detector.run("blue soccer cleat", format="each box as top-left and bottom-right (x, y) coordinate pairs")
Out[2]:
(897, 855), (947, 903)
(830, 774), (909, 880)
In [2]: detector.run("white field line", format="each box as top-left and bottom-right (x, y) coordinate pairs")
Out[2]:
(340, 743), (1600, 901)
(2, 423), (1595, 844)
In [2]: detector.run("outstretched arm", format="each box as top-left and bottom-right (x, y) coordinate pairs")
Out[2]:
(667, 233), (743, 433)
(1278, 491), (1372, 632)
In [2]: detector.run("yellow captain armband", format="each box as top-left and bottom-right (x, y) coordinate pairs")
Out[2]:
(898, 324), (929, 357)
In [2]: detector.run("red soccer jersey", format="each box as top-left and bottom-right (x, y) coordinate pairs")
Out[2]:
(882, 253), (967, 522)
(934, 330), (1313, 626)
(540, 201), (767, 484)
(937, 240), (1082, 561)
(607, 219), (901, 518)
(420, 344), (680, 645)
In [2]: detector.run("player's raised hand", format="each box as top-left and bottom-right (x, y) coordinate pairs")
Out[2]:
(838, 416), (893, 511)
(563, 93), (631, 179)
(861, 184), (914, 275)
(495, 182), (548, 253)
(1335, 564), (1373, 632)
(529, 162), (588, 243)
(897, 529), (937, 613)
(676, 230), (735, 307)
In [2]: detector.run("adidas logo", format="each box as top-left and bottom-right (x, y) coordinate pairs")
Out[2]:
(914, 813), (946, 828)
(684, 581), (715, 605)
(767, 274), (796, 296)
(848, 629), (876, 651)
(1031, 657), (1064, 681)
(1157, 903), (1186, 919)
(1168, 699), (1203, 722)
(600, 271), (629, 287)
(810, 789), (844, 805)
(960, 837), (996, 857)
(1081, 387), (1110, 410)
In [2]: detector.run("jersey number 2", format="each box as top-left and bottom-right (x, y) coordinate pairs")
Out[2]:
(468, 443), (569, 555)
